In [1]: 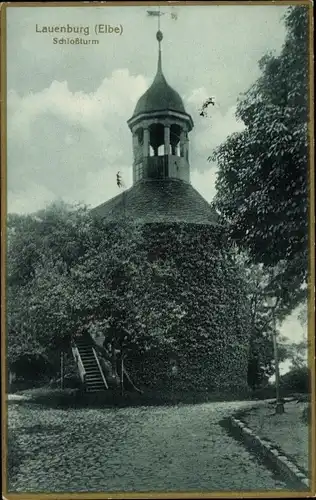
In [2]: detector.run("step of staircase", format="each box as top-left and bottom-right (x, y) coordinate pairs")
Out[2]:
(86, 377), (104, 382)
(86, 385), (106, 391)
(85, 368), (102, 374)
(75, 341), (92, 347)
(80, 358), (97, 364)
(86, 388), (107, 393)
(73, 338), (108, 392)
(85, 373), (104, 379)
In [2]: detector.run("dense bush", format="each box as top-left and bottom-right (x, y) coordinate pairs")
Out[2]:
(9, 352), (53, 381)
(9, 349), (77, 392)
(49, 374), (81, 390)
(250, 383), (277, 400)
(280, 366), (309, 394)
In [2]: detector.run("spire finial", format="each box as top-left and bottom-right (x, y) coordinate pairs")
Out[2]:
(156, 6), (163, 74)
(156, 29), (163, 74)
(146, 7), (164, 77)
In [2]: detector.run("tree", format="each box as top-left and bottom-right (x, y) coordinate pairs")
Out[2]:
(280, 366), (309, 394)
(232, 250), (288, 388)
(285, 340), (308, 370)
(58, 220), (183, 381)
(298, 300), (308, 328)
(7, 201), (93, 287)
(210, 6), (309, 314)
(7, 203), (182, 382)
(7, 202), (94, 375)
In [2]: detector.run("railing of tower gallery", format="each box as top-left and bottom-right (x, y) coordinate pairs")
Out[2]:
(147, 155), (168, 178)
(92, 347), (109, 389)
(71, 345), (86, 386)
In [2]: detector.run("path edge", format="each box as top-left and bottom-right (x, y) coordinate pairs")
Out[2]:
(222, 415), (310, 491)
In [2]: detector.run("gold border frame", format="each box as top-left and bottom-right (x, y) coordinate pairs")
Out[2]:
(1, 1), (314, 499)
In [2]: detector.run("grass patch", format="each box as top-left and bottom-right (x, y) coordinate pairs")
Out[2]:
(233, 401), (310, 476)
(219, 416), (307, 491)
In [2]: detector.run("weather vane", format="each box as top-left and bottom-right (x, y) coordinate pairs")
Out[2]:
(147, 5), (178, 28)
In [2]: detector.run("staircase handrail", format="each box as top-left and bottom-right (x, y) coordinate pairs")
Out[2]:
(92, 347), (109, 389)
(72, 345), (86, 385)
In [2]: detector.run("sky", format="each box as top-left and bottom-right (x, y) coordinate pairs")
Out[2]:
(5, 4), (307, 368)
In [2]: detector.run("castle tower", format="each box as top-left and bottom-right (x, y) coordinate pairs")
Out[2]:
(91, 25), (250, 396)
(127, 30), (194, 185)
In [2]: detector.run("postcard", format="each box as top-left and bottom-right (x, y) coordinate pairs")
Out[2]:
(1, 1), (314, 498)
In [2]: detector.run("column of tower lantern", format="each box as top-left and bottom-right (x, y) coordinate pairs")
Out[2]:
(164, 125), (170, 155)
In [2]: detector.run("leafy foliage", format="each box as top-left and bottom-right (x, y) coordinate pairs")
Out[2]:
(7, 202), (93, 367)
(231, 251), (289, 388)
(210, 6), (309, 314)
(280, 366), (309, 394)
(285, 340), (308, 370)
(128, 224), (252, 392)
(298, 300), (308, 327)
(7, 201), (92, 287)
(7, 204), (181, 365)
(7, 203), (251, 393)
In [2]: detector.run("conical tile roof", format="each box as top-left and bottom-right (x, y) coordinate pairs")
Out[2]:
(91, 179), (220, 226)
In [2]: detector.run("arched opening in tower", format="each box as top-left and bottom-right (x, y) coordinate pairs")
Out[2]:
(149, 123), (164, 156)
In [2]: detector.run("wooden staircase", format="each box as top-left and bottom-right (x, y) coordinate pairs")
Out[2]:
(72, 335), (108, 393)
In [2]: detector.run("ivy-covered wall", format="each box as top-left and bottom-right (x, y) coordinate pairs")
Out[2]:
(124, 222), (251, 394)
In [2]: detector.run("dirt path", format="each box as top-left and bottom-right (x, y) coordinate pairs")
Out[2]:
(7, 400), (288, 493)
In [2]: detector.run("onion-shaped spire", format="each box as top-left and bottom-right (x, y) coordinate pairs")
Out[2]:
(128, 25), (192, 121)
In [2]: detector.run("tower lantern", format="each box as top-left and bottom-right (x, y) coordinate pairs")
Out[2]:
(127, 29), (194, 185)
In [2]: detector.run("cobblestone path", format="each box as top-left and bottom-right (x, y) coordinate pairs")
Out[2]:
(7, 400), (288, 493)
